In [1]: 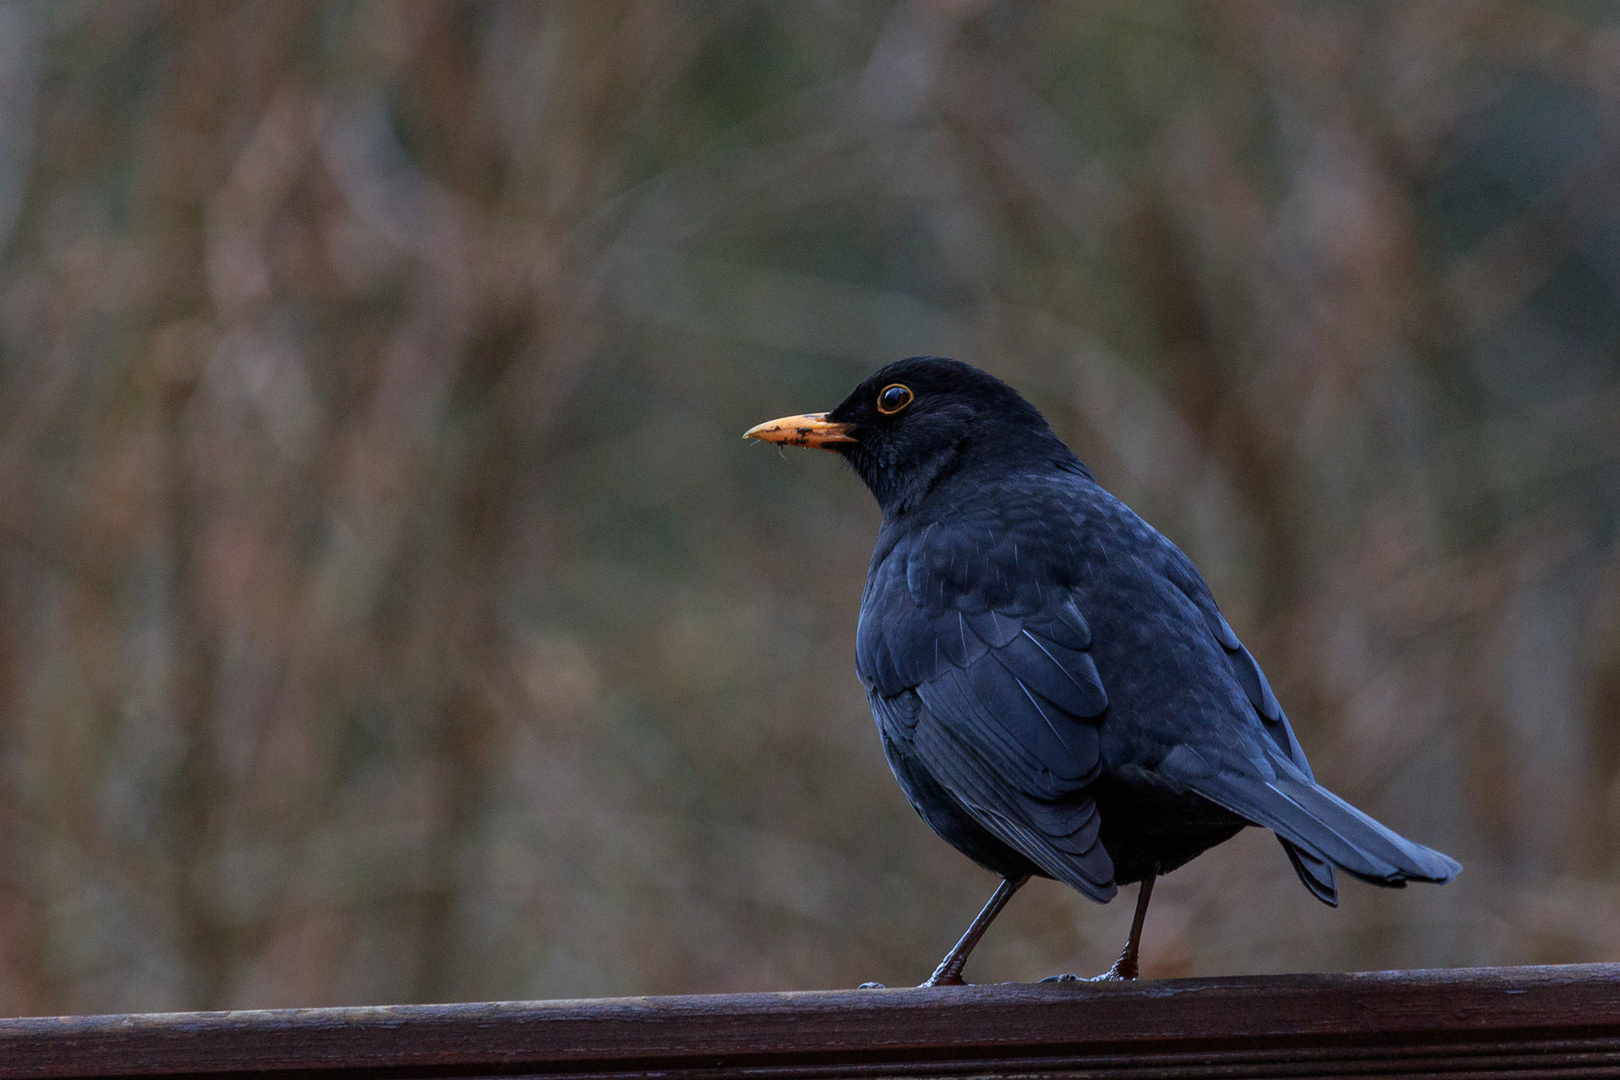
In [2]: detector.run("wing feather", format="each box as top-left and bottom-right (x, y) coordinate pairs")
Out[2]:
(861, 518), (1114, 897)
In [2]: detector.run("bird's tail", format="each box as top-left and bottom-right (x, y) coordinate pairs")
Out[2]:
(1278, 837), (1339, 906)
(1195, 759), (1460, 901)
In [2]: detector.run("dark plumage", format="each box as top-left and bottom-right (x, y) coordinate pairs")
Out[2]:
(746, 357), (1459, 985)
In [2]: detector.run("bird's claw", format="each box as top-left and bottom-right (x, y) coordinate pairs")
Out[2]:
(1090, 956), (1138, 981)
(1040, 959), (1137, 983)
(857, 981), (886, 989)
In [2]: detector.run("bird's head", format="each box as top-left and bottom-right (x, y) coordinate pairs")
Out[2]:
(746, 357), (1078, 513)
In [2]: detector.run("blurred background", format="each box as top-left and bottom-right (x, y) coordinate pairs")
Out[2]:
(0, 0), (1618, 1015)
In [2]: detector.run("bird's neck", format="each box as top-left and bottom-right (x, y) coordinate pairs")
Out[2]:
(876, 448), (1089, 539)
(863, 444), (963, 517)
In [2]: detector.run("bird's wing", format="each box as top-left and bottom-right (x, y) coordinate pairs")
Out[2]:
(859, 521), (1115, 899)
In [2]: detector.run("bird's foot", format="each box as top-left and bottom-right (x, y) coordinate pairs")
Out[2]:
(1089, 952), (1138, 981)
(1041, 954), (1138, 983)
(857, 981), (886, 989)
(919, 972), (965, 988)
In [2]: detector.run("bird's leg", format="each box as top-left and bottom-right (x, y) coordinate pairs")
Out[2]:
(1092, 869), (1156, 981)
(922, 874), (1029, 987)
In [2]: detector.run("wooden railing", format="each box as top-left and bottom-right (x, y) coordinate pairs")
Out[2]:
(3, 963), (1619, 1079)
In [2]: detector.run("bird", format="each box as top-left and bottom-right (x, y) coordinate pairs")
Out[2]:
(745, 357), (1459, 986)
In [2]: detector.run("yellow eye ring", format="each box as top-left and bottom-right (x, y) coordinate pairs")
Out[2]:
(876, 383), (913, 415)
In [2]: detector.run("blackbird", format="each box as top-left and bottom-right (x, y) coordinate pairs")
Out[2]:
(746, 357), (1459, 986)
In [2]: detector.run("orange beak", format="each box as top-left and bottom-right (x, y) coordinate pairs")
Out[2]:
(743, 412), (856, 450)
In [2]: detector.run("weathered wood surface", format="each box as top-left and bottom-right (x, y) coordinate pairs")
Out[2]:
(4, 963), (1619, 1079)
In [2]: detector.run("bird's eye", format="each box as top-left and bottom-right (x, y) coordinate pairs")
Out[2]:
(876, 383), (914, 415)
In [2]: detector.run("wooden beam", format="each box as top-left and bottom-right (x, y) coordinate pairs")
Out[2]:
(3, 963), (1619, 1079)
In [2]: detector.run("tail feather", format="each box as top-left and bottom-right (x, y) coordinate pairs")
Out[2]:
(1278, 837), (1338, 906)
(1193, 759), (1459, 891)
(1269, 776), (1458, 883)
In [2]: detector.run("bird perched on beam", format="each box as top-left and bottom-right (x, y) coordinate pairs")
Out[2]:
(746, 357), (1459, 986)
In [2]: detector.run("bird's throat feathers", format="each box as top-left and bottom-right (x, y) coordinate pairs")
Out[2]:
(842, 431), (961, 516)
(843, 420), (1086, 518)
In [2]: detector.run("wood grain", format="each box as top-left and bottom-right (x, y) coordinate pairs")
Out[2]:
(4, 964), (1619, 1079)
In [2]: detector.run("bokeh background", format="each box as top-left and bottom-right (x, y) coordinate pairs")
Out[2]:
(0, 0), (1618, 1015)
